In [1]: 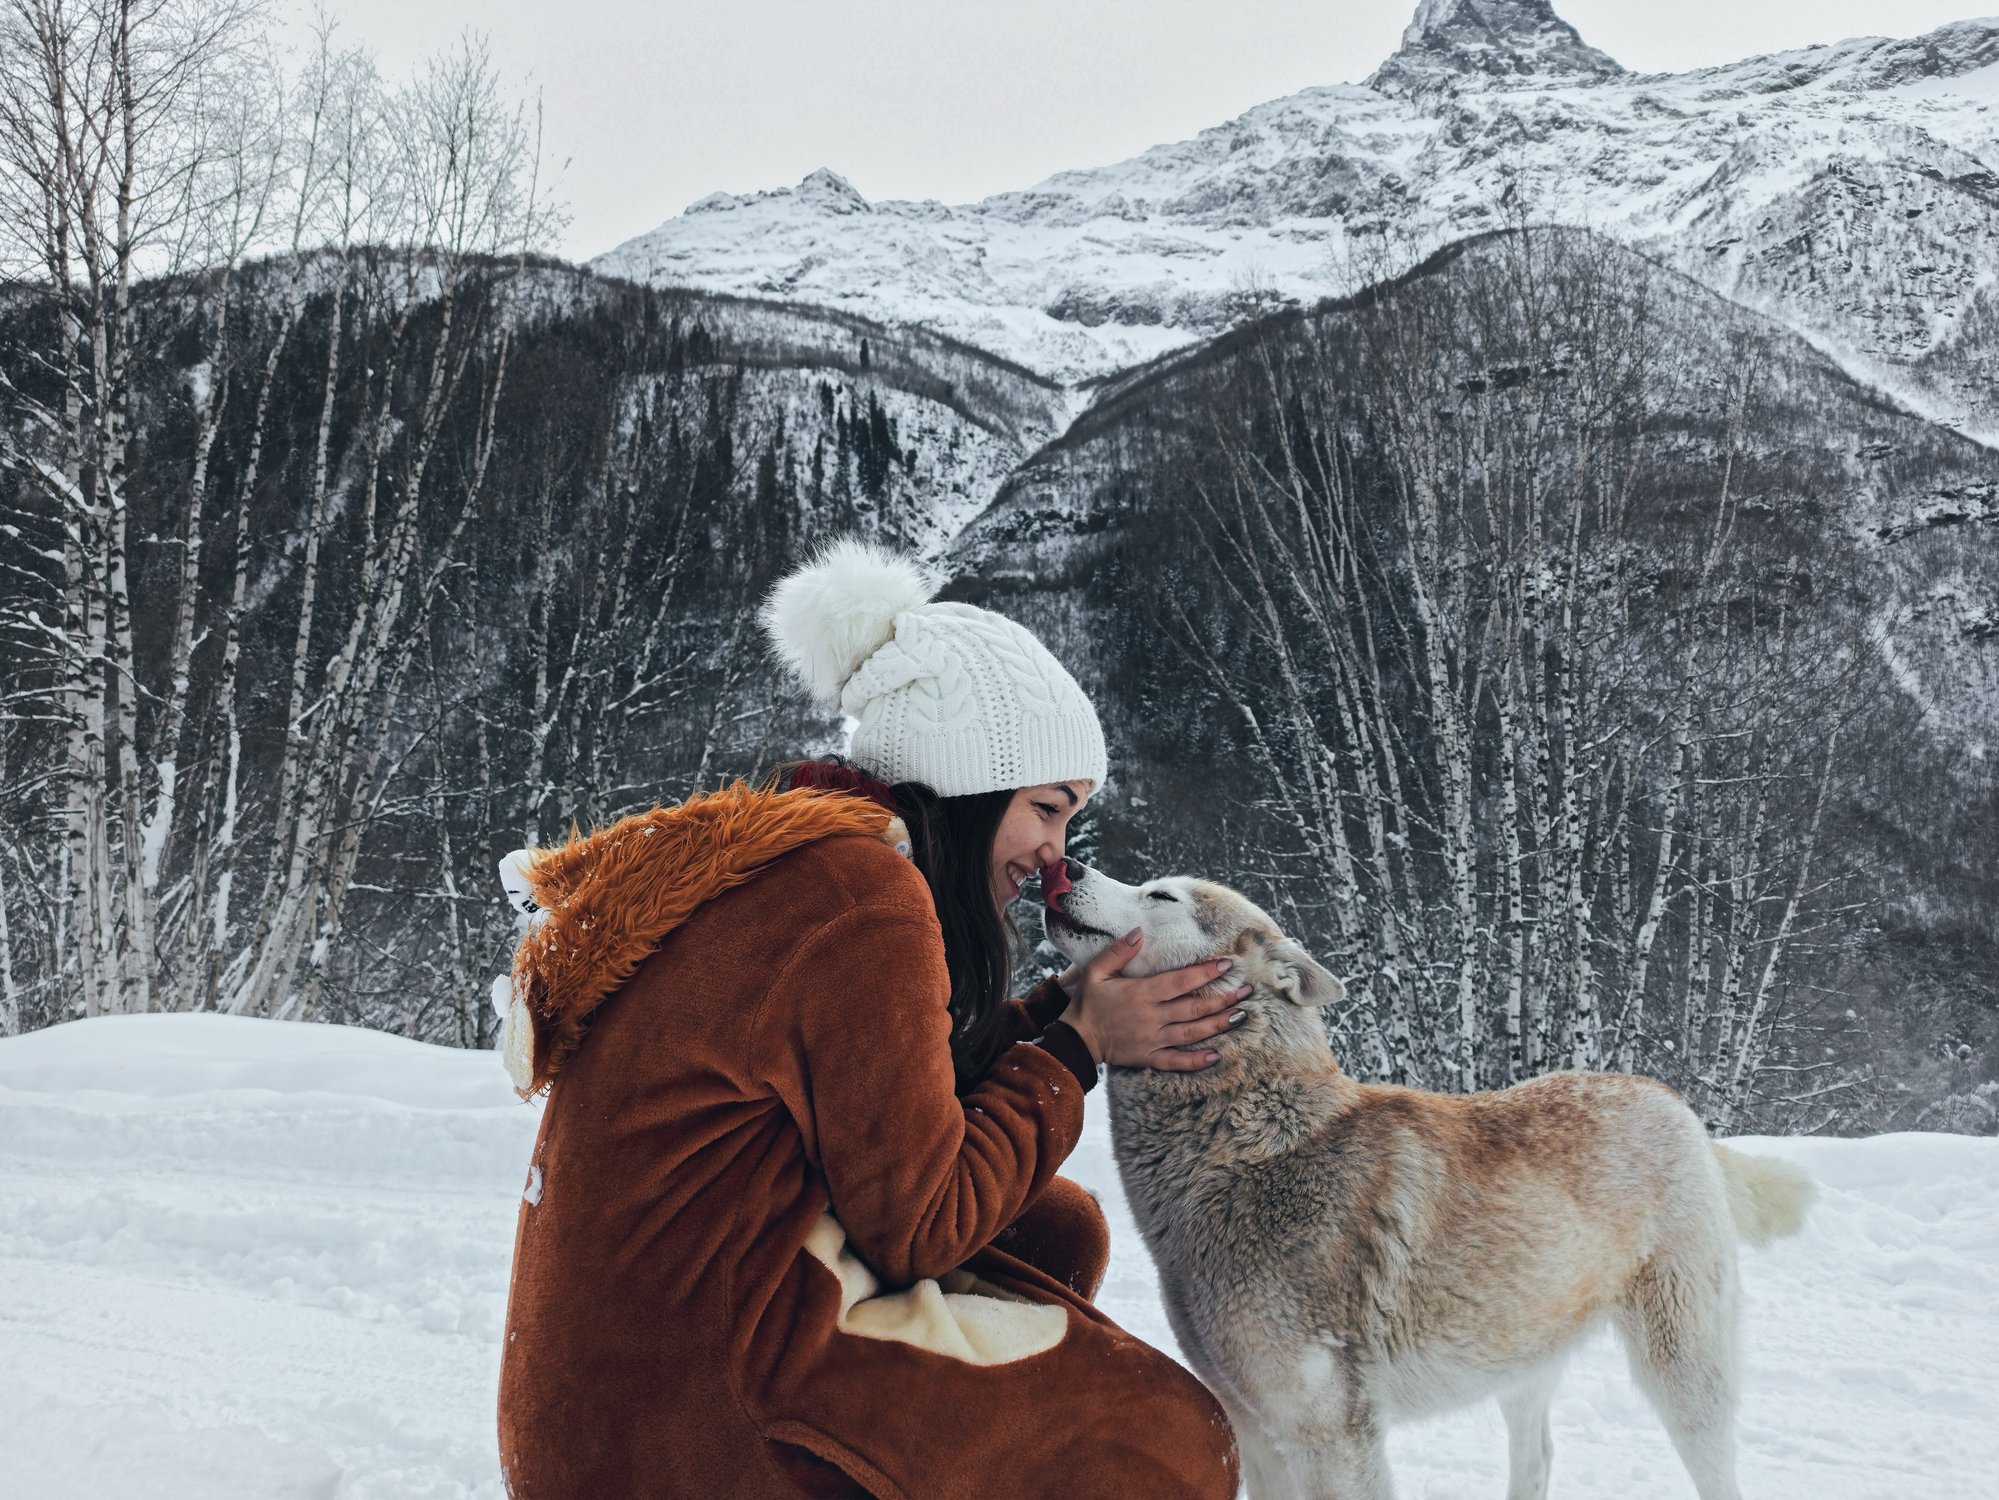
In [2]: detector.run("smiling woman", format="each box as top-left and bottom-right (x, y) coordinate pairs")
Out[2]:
(494, 538), (1246, 1499)
(990, 779), (1089, 913)
(870, 772), (1096, 1093)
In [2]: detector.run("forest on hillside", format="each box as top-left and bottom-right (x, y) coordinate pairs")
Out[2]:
(956, 230), (1999, 1134)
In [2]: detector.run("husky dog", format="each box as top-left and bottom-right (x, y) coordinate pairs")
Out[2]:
(1043, 864), (1813, 1500)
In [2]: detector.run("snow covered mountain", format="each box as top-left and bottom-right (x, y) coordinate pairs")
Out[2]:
(594, 2), (1999, 438)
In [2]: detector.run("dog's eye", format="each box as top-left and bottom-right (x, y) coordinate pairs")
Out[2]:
(1145, 890), (1179, 903)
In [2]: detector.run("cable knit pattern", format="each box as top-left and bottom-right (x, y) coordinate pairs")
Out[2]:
(768, 542), (1108, 796)
(854, 607), (1105, 795)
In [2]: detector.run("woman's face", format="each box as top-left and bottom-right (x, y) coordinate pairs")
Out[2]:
(990, 780), (1094, 915)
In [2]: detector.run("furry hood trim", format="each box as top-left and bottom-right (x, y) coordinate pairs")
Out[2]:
(507, 783), (907, 1096)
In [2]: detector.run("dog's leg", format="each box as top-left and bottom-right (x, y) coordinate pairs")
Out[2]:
(1222, 1402), (1302, 1500)
(1618, 1260), (1743, 1500)
(1497, 1365), (1562, 1500)
(1246, 1354), (1391, 1500)
(1277, 1413), (1392, 1500)
(1282, 1429), (1392, 1500)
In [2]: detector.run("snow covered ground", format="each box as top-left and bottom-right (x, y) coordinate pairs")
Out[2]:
(2, 1014), (1993, 1498)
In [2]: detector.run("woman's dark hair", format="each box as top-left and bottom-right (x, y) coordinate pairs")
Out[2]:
(768, 756), (1019, 1093)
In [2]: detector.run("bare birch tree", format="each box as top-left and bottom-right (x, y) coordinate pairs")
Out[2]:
(1, 10), (560, 1026)
(227, 33), (556, 1020)
(0, 0), (261, 1017)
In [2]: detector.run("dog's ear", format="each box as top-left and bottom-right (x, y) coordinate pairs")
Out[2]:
(1268, 936), (1345, 1009)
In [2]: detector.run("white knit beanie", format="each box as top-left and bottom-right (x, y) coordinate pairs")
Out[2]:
(759, 539), (1108, 796)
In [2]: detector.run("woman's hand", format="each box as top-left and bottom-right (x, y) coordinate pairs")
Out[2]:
(1056, 928), (1249, 1072)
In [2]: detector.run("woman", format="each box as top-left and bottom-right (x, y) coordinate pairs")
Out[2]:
(496, 541), (1247, 1498)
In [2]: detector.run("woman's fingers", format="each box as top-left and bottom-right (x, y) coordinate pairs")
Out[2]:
(1085, 927), (1145, 981)
(1128, 956), (1237, 1006)
(1160, 984), (1251, 1023)
(1146, 1046), (1224, 1072)
(1163, 1008), (1246, 1046)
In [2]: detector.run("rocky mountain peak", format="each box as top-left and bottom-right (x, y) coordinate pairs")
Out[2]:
(1366, 0), (1625, 95)
(795, 168), (870, 215)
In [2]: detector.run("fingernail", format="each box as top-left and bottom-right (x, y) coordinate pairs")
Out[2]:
(1203, 1052), (1221, 1064)
(1228, 1010), (1247, 1025)
(1123, 927), (1142, 945)
(1215, 958), (1235, 971)
(1235, 984), (1253, 999)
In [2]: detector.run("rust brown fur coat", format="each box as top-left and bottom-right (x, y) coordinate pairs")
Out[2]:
(497, 785), (1237, 1498)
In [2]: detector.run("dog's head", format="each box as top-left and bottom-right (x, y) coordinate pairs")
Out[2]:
(1042, 863), (1345, 1067)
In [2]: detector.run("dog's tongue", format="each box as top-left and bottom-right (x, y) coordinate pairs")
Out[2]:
(1039, 860), (1072, 906)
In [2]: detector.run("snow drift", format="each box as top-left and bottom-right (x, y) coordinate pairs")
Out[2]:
(1, 1015), (1993, 1497)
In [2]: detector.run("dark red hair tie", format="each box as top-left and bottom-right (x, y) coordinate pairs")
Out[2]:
(785, 759), (904, 816)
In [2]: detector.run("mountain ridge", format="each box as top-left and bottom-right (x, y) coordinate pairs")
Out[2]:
(592, 6), (1999, 440)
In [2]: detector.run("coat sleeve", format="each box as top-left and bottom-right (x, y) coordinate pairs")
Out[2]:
(998, 975), (1072, 1045)
(753, 901), (1087, 1287)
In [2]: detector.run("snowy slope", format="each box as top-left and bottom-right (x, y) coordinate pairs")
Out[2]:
(2, 1015), (1995, 1498)
(593, 3), (1999, 436)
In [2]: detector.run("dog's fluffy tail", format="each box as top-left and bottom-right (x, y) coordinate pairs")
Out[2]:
(1713, 1145), (1815, 1246)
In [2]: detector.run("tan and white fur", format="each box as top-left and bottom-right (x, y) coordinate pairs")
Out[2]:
(1043, 866), (1814, 1500)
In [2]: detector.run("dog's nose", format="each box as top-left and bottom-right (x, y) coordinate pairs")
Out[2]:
(1061, 858), (1085, 883)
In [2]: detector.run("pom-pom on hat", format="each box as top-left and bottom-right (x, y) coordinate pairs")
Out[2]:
(760, 538), (1109, 797)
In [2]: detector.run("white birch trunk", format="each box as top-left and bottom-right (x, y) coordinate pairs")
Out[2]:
(0, 772), (18, 1033)
(1718, 690), (1845, 1129)
(1497, 659), (1529, 1084)
(1613, 653), (1699, 1070)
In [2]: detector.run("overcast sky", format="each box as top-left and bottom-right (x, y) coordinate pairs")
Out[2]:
(279, 2), (1995, 262)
